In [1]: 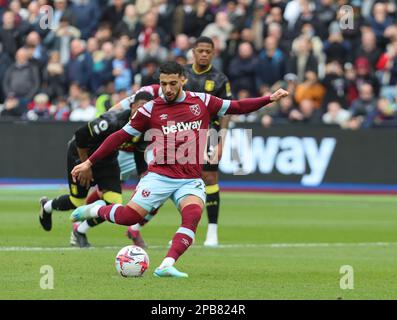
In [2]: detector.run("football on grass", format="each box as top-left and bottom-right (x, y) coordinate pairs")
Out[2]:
(115, 245), (149, 277)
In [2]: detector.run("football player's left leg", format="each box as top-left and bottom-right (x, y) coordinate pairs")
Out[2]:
(154, 195), (203, 278)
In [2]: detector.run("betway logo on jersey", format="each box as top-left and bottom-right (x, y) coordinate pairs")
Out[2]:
(161, 120), (202, 135)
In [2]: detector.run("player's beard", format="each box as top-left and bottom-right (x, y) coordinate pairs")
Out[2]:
(165, 87), (182, 103)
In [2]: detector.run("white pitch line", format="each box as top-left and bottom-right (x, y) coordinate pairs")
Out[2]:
(0, 242), (396, 252)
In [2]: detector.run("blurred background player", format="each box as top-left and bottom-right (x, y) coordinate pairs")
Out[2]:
(39, 91), (153, 247)
(184, 36), (233, 247)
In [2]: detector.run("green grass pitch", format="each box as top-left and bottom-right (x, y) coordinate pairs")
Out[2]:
(1, 189), (397, 300)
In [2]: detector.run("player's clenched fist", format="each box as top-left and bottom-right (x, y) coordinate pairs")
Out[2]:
(269, 88), (289, 102)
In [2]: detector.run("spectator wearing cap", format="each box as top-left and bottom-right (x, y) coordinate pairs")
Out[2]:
(353, 56), (380, 97)
(3, 47), (40, 103)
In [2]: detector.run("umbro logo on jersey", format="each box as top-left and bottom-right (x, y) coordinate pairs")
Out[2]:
(161, 120), (203, 135)
(160, 114), (168, 120)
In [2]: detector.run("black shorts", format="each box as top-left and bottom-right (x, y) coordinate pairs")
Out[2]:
(134, 150), (148, 176)
(67, 140), (121, 199)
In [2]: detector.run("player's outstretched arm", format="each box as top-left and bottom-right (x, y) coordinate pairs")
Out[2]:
(225, 88), (289, 115)
(71, 129), (131, 183)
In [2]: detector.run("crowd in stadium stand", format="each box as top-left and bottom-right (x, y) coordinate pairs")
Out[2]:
(0, 0), (397, 129)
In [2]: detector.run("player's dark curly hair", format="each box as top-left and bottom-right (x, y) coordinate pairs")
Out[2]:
(134, 91), (154, 102)
(194, 36), (214, 48)
(159, 61), (185, 76)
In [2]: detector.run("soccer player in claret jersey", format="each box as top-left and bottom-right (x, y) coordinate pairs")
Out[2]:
(70, 61), (289, 278)
(125, 37), (232, 247)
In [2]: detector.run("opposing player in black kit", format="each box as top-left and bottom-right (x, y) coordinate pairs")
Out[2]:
(39, 91), (153, 247)
(184, 36), (232, 246)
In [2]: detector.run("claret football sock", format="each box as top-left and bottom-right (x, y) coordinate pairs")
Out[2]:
(165, 204), (202, 262)
(98, 204), (144, 226)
